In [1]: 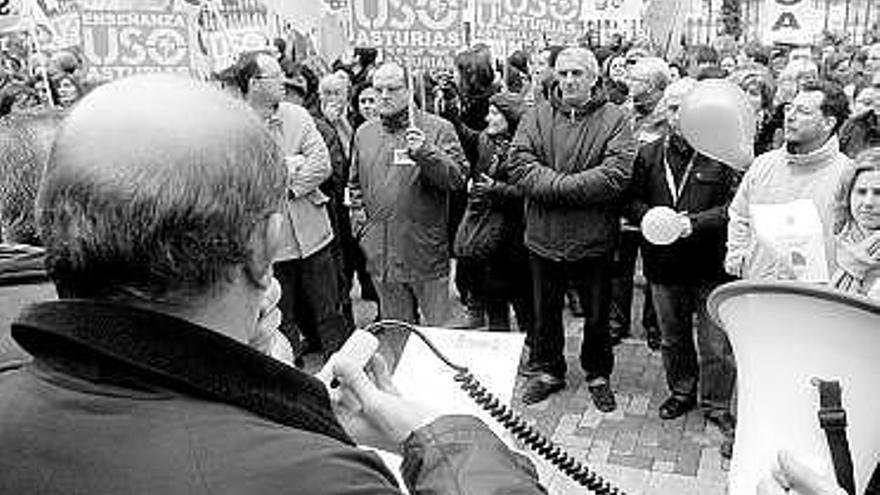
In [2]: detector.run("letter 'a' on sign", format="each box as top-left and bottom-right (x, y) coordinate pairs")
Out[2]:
(773, 12), (800, 30)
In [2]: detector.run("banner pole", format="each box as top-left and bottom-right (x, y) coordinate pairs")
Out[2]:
(24, 0), (55, 108)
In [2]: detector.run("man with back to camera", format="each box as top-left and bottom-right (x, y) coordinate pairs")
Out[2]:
(0, 74), (545, 494)
(505, 46), (637, 409)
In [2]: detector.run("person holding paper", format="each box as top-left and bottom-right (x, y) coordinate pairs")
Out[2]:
(0, 74), (545, 495)
(726, 80), (853, 281)
(830, 147), (880, 300)
(349, 62), (468, 326)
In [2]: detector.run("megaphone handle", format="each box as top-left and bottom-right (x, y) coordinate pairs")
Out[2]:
(813, 379), (856, 495)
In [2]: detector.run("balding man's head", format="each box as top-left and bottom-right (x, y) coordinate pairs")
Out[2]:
(372, 62), (410, 117)
(554, 47), (599, 106)
(38, 74), (286, 302)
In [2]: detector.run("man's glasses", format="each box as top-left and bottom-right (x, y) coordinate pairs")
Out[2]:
(374, 85), (406, 95)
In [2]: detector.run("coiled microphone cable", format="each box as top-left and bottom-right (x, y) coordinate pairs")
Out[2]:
(364, 320), (626, 495)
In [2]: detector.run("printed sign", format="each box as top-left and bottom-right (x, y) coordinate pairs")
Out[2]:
(350, 0), (464, 70)
(473, 0), (584, 46)
(0, 0), (23, 32)
(762, 0), (823, 45)
(81, 10), (193, 82)
(205, 25), (271, 72)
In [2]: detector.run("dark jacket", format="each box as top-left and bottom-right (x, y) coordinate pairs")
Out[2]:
(349, 109), (468, 282)
(626, 136), (739, 285)
(839, 110), (880, 159)
(0, 300), (544, 494)
(505, 91), (637, 261)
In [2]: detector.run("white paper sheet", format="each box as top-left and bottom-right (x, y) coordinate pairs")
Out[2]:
(751, 199), (829, 282)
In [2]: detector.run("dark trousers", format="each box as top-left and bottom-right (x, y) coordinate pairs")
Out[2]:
(611, 229), (658, 336)
(274, 244), (351, 358)
(651, 282), (736, 414)
(529, 253), (614, 381)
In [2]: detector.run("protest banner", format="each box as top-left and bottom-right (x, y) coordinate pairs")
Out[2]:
(350, 0), (464, 70)
(472, 0), (583, 48)
(761, 0), (823, 45)
(0, 0), (23, 32)
(644, 0), (686, 59)
(80, 10), (193, 82)
(581, 0), (644, 44)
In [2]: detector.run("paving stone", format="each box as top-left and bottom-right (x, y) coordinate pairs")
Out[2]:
(675, 445), (703, 477)
(633, 445), (678, 462)
(579, 408), (604, 429)
(627, 394), (651, 416)
(608, 452), (654, 470)
(554, 413), (581, 437)
(611, 430), (638, 454)
(653, 460), (676, 473)
(587, 440), (612, 464)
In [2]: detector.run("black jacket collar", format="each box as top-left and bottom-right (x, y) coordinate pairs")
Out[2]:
(11, 300), (354, 445)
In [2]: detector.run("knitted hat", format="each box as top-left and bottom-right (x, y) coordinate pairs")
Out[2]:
(488, 91), (525, 131)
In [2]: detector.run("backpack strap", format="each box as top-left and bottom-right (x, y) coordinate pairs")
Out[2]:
(815, 379), (856, 495)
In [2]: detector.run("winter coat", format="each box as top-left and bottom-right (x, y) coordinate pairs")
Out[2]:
(505, 91), (637, 261)
(349, 110), (468, 282)
(0, 300), (546, 495)
(627, 136), (739, 285)
(270, 102), (335, 261)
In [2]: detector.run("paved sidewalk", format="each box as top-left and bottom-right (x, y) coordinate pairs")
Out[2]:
(512, 334), (730, 495)
(351, 284), (731, 495)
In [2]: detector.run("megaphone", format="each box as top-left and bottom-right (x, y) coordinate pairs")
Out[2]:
(708, 281), (880, 495)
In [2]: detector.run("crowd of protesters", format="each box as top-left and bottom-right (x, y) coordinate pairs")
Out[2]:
(2, 28), (880, 477)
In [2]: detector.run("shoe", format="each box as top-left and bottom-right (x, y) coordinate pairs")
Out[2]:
(705, 411), (736, 437)
(588, 381), (617, 413)
(521, 373), (565, 405)
(518, 360), (542, 377)
(658, 396), (696, 419)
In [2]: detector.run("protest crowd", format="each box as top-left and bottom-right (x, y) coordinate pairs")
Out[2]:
(1, 0), (879, 494)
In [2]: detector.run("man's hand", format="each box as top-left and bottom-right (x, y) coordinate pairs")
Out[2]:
(678, 212), (693, 238)
(249, 276), (294, 365)
(330, 354), (441, 452)
(405, 126), (426, 154)
(757, 451), (847, 495)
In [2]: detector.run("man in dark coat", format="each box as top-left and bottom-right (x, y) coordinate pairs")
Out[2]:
(0, 74), (545, 495)
(627, 78), (738, 458)
(506, 47), (637, 409)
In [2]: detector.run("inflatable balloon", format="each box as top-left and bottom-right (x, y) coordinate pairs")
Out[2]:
(680, 79), (756, 171)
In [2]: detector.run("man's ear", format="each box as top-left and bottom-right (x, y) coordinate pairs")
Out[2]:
(245, 212), (285, 290)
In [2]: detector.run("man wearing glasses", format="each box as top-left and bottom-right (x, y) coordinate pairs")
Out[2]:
(233, 51), (350, 362)
(349, 62), (468, 325)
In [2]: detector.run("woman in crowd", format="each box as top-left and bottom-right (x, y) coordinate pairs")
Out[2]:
(455, 91), (533, 334)
(831, 148), (880, 300)
(450, 44), (501, 326)
(350, 83), (378, 129)
(732, 68), (778, 155)
(49, 73), (82, 109)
